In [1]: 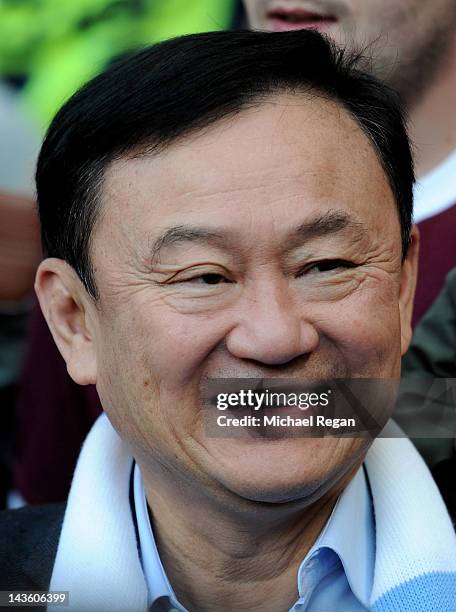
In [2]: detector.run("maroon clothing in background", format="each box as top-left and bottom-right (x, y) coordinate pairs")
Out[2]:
(12, 202), (456, 504)
(13, 303), (101, 504)
(413, 202), (456, 326)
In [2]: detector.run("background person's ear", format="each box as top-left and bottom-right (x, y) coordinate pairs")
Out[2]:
(399, 224), (419, 355)
(34, 258), (98, 385)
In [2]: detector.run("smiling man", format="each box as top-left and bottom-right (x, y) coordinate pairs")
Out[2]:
(1, 30), (455, 612)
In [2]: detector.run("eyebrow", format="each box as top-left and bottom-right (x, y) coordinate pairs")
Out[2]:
(149, 225), (227, 263)
(284, 210), (365, 252)
(147, 210), (364, 263)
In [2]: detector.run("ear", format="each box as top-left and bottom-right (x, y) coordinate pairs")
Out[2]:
(34, 258), (98, 385)
(398, 224), (419, 355)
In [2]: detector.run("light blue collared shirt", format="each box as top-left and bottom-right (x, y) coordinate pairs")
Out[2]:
(133, 464), (375, 611)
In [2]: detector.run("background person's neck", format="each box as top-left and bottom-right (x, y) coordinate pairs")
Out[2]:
(409, 39), (456, 179)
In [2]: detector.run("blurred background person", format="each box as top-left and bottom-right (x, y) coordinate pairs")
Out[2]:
(0, 82), (41, 508)
(401, 266), (456, 521)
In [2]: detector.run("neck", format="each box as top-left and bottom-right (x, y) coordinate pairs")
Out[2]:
(140, 461), (361, 612)
(408, 38), (456, 179)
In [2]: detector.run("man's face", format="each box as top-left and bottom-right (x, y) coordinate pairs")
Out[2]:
(75, 94), (415, 505)
(243, 0), (456, 101)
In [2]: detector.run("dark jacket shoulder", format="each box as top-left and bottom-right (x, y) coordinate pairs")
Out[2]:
(0, 502), (65, 591)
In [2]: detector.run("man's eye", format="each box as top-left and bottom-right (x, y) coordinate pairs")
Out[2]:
(197, 273), (228, 285)
(302, 259), (355, 274)
(177, 272), (230, 285)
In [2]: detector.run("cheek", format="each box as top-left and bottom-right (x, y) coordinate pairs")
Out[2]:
(97, 300), (231, 404)
(94, 322), (139, 430)
(94, 306), (230, 468)
(138, 308), (233, 386)
(316, 277), (402, 375)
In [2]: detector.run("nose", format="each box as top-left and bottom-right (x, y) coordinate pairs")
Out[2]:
(225, 280), (319, 366)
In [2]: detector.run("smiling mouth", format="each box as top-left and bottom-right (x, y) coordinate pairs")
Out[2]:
(266, 7), (337, 32)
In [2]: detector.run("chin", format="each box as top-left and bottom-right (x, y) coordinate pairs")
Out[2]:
(205, 437), (367, 505)
(225, 477), (328, 506)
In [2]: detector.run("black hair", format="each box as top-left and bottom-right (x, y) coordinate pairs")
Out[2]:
(36, 29), (414, 299)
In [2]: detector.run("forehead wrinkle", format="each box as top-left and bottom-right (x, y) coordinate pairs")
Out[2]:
(175, 169), (339, 202)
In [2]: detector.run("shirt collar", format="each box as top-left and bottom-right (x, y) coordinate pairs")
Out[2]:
(133, 462), (374, 611)
(297, 465), (375, 608)
(133, 464), (183, 609)
(413, 148), (456, 223)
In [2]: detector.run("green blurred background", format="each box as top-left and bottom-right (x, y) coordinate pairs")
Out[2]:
(0, 0), (242, 130)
